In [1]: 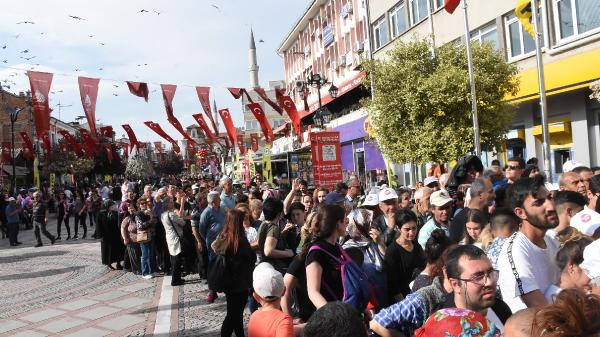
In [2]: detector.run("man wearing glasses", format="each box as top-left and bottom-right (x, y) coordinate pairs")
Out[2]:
(370, 245), (511, 336)
(497, 176), (560, 312)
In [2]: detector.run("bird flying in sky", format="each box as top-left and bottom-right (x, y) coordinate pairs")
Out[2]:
(68, 15), (85, 20)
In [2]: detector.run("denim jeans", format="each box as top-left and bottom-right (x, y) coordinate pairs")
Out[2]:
(140, 241), (153, 276)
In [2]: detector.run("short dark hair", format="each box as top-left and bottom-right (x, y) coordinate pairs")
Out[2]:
(303, 302), (368, 337)
(394, 209), (418, 228)
(299, 179), (308, 187)
(556, 238), (592, 271)
(509, 175), (546, 210)
(335, 182), (348, 193)
(262, 197), (283, 221)
(287, 202), (306, 218)
(554, 190), (587, 211)
(572, 166), (592, 174)
(445, 245), (487, 280)
(508, 157), (526, 169)
(490, 207), (519, 232)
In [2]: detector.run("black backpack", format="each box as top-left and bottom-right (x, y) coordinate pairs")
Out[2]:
(207, 253), (228, 292)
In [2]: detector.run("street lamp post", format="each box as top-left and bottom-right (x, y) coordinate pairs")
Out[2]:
(5, 106), (23, 195)
(298, 72), (339, 127)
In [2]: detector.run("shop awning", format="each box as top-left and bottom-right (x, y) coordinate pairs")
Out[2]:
(507, 47), (600, 103)
(532, 119), (573, 149)
(299, 71), (367, 119)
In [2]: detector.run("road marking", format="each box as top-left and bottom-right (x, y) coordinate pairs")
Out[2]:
(153, 276), (173, 335)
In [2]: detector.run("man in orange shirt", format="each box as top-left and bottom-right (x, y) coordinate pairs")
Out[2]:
(248, 263), (294, 337)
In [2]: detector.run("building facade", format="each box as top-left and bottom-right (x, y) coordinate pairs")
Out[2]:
(368, 0), (600, 179)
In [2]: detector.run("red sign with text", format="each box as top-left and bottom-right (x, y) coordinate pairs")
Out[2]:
(310, 131), (342, 189)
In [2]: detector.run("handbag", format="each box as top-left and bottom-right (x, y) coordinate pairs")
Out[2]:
(207, 252), (228, 292)
(137, 230), (150, 243)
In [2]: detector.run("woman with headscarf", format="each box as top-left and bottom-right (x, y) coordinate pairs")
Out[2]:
(98, 199), (125, 270)
(120, 202), (142, 274)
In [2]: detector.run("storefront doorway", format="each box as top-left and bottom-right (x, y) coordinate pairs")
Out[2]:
(553, 148), (571, 174)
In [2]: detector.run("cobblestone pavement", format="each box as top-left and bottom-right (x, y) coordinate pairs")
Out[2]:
(0, 217), (241, 336)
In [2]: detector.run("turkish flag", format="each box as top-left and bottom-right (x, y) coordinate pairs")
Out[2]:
(1, 142), (11, 164)
(195, 86), (219, 135)
(27, 70), (53, 157)
(78, 76), (100, 141)
(277, 95), (303, 143)
(154, 141), (164, 153)
(248, 103), (274, 144)
(250, 133), (259, 152)
(445, 0), (461, 13)
(161, 84), (198, 146)
(122, 124), (140, 154)
(192, 113), (217, 141)
(144, 121), (180, 153)
(58, 130), (81, 155)
(218, 109), (237, 149)
(99, 125), (114, 138)
(126, 81), (149, 101)
(20, 132), (34, 159)
(79, 129), (98, 155)
(254, 88), (283, 115)
(103, 144), (113, 164)
(227, 88), (254, 103)
(237, 134), (246, 155)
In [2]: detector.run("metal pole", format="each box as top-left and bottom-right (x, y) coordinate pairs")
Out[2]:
(531, 0), (552, 181)
(364, 0), (376, 98)
(427, 0), (436, 57)
(462, 0), (481, 157)
(11, 114), (16, 195)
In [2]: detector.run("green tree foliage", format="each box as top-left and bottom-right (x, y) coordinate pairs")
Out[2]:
(363, 40), (519, 164)
(125, 153), (155, 179)
(42, 143), (94, 176)
(591, 80), (600, 102)
(153, 151), (184, 176)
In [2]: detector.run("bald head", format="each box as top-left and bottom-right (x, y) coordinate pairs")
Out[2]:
(504, 308), (538, 337)
(559, 172), (587, 196)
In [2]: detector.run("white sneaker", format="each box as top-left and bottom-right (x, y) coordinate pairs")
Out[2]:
(143, 274), (154, 279)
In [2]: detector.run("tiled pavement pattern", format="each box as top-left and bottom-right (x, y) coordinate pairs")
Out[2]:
(0, 218), (239, 336)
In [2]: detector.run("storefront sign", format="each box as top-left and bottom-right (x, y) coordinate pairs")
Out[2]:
(310, 131), (343, 189)
(323, 24), (334, 47)
(262, 145), (272, 184)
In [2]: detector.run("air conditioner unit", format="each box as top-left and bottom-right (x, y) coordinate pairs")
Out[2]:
(355, 41), (364, 53)
(331, 61), (338, 70)
(339, 56), (346, 67)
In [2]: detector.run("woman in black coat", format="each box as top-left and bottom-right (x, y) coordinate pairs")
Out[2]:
(212, 209), (256, 337)
(98, 199), (125, 270)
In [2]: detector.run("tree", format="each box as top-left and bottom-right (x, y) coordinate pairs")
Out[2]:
(42, 143), (94, 177)
(591, 80), (600, 103)
(363, 39), (519, 164)
(125, 153), (155, 179)
(91, 142), (125, 176)
(153, 151), (184, 176)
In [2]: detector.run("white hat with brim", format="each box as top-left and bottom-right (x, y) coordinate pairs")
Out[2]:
(252, 262), (285, 300)
(378, 188), (398, 202)
(430, 190), (453, 207)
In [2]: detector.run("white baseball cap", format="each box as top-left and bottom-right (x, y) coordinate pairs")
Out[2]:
(562, 160), (585, 173)
(570, 208), (600, 236)
(580, 239), (600, 280)
(423, 176), (439, 187)
(252, 263), (285, 300)
(430, 190), (453, 207)
(378, 187), (398, 202)
(361, 193), (379, 207)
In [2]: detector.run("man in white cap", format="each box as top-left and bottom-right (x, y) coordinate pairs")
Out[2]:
(562, 160), (584, 173)
(579, 239), (600, 296)
(423, 176), (440, 191)
(373, 187), (399, 246)
(248, 262), (294, 337)
(417, 190), (453, 249)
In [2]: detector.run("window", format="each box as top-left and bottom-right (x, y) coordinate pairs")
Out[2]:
(470, 21), (500, 50)
(433, 0), (444, 10)
(504, 12), (538, 59)
(390, 2), (407, 38)
(373, 17), (389, 49)
(245, 120), (258, 131)
(409, 0), (429, 25)
(552, 0), (600, 41)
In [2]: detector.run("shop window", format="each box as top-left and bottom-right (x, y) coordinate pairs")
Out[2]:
(552, 0), (600, 42)
(373, 16), (389, 49)
(409, 0), (429, 26)
(390, 2), (407, 39)
(504, 12), (538, 60)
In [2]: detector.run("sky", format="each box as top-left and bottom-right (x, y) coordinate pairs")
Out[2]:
(0, 0), (310, 146)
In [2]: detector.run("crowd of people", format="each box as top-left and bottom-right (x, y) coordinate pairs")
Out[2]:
(1, 155), (600, 337)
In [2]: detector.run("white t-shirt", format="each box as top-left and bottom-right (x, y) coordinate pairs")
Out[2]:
(497, 231), (560, 312)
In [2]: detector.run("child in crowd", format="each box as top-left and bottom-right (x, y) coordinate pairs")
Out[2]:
(460, 209), (486, 247)
(485, 208), (520, 270)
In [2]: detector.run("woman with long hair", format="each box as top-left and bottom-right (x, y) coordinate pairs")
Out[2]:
(212, 209), (256, 337)
(532, 288), (600, 336)
(545, 237), (593, 301)
(460, 209), (485, 247)
(312, 187), (329, 212)
(411, 229), (453, 291)
(385, 209), (426, 302)
(304, 203), (347, 309)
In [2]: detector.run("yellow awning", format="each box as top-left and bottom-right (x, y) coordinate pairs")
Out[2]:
(532, 119), (573, 149)
(507, 47), (600, 103)
(532, 120), (571, 136)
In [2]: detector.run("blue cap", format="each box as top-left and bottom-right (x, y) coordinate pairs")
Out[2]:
(324, 192), (346, 205)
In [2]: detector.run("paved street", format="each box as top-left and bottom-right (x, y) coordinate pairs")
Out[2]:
(0, 217), (243, 337)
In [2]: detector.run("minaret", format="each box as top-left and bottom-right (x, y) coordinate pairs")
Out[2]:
(249, 28), (259, 88)
(212, 99), (219, 132)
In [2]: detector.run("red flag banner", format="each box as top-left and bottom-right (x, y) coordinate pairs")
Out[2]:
(444, 0), (461, 13)
(126, 81), (149, 101)
(58, 130), (81, 155)
(192, 113), (217, 141)
(103, 144), (113, 164)
(247, 103), (274, 144)
(254, 88), (283, 115)
(122, 124), (140, 154)
(78, 76), (100, 141)
(20, 132), (34, 159)
(27, 70), (53, 156)
(227, 87), (254, 103)
(1, 142), (11, 164)
(144, 121), (181, 153)
(161, 84), (198, 146)
(218, 108), (237, 149)
(79, 129), (98, 155)
(237, 134), (246, 155)
(195, 86), (219, 134)
(250, 133), (259, 152)
(186, 142), (195, 159)
(277, 95), (303, 143)
(99, 126), (113, 138)
(119, 142), (129, 159)
(154, 141), (164, 153)
(310, 131), (343, 190)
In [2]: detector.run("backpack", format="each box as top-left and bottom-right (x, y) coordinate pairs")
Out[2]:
(207, 253), (228, 292)
(308, 244), (371, 312)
